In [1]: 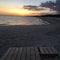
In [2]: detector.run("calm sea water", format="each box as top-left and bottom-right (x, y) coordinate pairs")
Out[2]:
(0, 15), (49, 25)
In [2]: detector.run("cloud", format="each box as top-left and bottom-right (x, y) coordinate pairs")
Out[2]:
(23, 5), (56, 15)
(23, 5), (46, 11)
(40, 0), (60, 13)
(55, 0), (60, 12)
(41, 1), (55, 9)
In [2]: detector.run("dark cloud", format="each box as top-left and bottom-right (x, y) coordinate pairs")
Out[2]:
(23, 5), (46, 11)
(55, 0), (60, 12)
(40, 0), (60, 13)
(41, 1), (55, 9)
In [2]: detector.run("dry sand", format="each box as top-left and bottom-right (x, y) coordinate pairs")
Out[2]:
(0, 22), (60, 57)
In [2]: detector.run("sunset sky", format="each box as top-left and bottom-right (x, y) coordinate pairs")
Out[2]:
(0, 0), (56, 16)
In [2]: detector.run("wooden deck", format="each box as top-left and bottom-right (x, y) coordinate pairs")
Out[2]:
(0, 47), (59, 60)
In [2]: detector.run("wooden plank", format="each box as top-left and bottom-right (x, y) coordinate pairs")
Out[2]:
(5, 48), (16, 60)
(46, 47), (58, 55)
(16, 48), (23, 60)
(38, 47), (59, 60)
(39, 47), (58, 54)
(1, 47), (59, 60)
(0, 48), (12, 60)
(10, 48), (19, 60)
(43, 47), (49, 54)
(30, 47), (35, 60)
(21, 47), (26, 60)
(46, 47), (53, 54)
(35, 47), (41, 60)
(51, 47), (58, 54)
(26, 47), (30, 60)
(39, 47), (45, 54)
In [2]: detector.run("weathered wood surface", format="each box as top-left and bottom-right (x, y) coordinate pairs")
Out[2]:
(0, 47), (59, 60)
(0, 47), (41, 60)
(38, 47), (59, 59)
(38, 47), (58, 55)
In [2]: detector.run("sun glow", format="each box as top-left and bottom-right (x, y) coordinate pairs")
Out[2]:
(0, 7), (54, 16)
(9, 8), (35, 16)
(0, 7), (39, 16)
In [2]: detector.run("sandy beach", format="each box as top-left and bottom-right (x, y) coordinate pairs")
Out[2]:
(0, 20), (60, 57)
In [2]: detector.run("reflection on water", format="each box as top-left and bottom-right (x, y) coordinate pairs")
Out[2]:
(0, 15), (49, 25)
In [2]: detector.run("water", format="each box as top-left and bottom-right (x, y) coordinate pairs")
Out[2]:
(0, 15), (49, 25)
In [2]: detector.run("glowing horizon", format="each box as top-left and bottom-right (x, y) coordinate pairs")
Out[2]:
(0, 7), (56, 16)
(0, 0), (56, 16)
